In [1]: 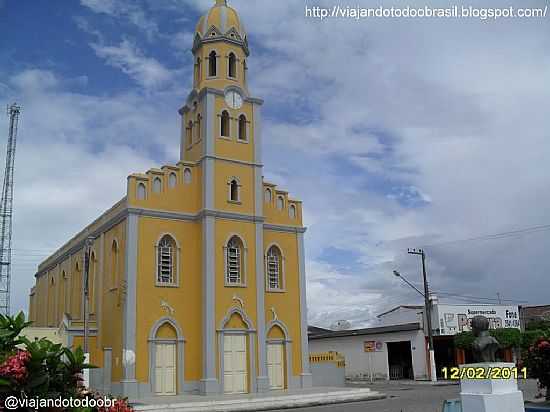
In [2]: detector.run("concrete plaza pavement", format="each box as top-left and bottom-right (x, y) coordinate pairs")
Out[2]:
(131, 386), (385, 411)
(270, 379), (541, 412)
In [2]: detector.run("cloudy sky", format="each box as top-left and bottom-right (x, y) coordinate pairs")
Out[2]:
(0, 0), (549, 328)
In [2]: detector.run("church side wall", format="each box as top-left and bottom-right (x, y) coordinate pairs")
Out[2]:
(134, 216), (203, 387)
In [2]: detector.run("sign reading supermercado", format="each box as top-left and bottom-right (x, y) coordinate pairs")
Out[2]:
(434, 304), (520, 336)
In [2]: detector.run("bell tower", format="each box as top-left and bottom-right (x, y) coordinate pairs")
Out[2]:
(180, 0), (268, 394)
(179, 0), (257, 164)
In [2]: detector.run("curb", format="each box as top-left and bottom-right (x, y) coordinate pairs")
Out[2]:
(133, 389), (386, 412)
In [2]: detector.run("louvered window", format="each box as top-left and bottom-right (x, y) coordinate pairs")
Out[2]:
(267, 246), (281, 290)
(157, 236), (175, 285)
(226, 238), (242, 284)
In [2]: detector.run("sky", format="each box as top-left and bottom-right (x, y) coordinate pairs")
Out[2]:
(0, 0), (549, 329)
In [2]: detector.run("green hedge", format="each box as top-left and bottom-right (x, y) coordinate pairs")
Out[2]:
(454, 328), (522, 349)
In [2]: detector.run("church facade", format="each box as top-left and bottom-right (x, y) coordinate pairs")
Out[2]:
(28, 0), (311, 398)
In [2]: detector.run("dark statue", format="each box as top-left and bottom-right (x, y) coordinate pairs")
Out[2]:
(471, 315), (500, 363)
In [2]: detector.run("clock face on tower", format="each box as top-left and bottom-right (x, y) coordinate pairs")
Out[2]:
(225, 90), (243, 109)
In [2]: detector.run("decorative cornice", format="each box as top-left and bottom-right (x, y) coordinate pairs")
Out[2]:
(264, 224), (307, 234)
(35, 205), (304, 277)
(179, 87), (263, 114)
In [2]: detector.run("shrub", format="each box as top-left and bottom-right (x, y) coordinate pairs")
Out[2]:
(524, 337), (550, 400)
(0, 311), (132, 411)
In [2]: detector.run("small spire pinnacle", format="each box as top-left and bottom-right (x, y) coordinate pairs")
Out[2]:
(215, 0), (227, 6)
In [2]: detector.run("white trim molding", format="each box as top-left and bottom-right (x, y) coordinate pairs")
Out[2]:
(154, 233), (181, 288)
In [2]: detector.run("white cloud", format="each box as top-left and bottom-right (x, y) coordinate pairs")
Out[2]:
(91, 39), (174, 89)
(4, 0), (550, 328)
(80, 0), (159, 40)
(1, 68), (183, 314)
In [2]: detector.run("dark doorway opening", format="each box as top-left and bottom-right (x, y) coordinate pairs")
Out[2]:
(387, 341), (413, 380)
(434, 336), (456, 378)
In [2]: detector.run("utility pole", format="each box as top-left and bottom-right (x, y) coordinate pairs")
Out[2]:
(408, 248), (437, 382)
(0, 103), (21, 315)
(497, 292), (502, 304)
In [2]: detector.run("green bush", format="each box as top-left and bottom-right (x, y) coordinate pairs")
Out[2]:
(454, 328), (521, 350)
(0, 311), (107, 407)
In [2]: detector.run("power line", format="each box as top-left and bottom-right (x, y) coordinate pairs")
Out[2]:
(421, 223), (550, 248)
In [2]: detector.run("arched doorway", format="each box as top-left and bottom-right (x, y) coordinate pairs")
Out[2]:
(266, 319), (292, 390)
(148, 317), (185, 396)
(219, 307), (256, 394)
(267, 326), (285, 390)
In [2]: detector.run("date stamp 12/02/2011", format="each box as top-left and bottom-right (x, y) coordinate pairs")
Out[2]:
(441, 366), (527, 380)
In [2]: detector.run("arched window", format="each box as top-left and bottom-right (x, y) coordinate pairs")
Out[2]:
(157, 235), (177, 285)
(169, 172), (177, 188)
(229, 179), (239, 202)
(196, 114), (202, 141)
(277, 195), (284, 210)
(208, 50), (217, 77)
(137, 183), (146, 200)
(264, 188), (272, 203)
(184, 168), (192, 184)
(243, 59), (247, 85)
(195, 57), (201, 84)
(238, 114), (247, 141)
(289, 204), (296, 219)
(226, 236), (243, 285)
(187, 120), (193, 146)
(88, 251), (96, 314)
(266, 246), (283, 290)
(62, 270), (69, 315)
(228, 52), (236, 78)
(220, 110), (230, 137)
(111, 240), (118, 289)
(153, 177), (162, 193)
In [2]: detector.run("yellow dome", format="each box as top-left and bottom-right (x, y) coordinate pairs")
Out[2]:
(195, 0), (246, 41)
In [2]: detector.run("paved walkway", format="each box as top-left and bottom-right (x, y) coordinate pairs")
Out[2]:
(131, 387), (385, 412)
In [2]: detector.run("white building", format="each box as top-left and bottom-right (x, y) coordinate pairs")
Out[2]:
(308, 323), (428, 381)
(309, 300), (520, 381)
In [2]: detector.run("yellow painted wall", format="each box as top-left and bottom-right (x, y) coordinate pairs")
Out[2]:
(128, 164), (202, 214)
(264, 230), (303, 376)
(28, 217), (126, 383)
(135, 216), (203, 383)
(195, 42), (248, 92)
(263, 184), (303, 227)
(214, 161), (255, 214)
(215, 219), (258, 329)
(213, 95), (255, 162)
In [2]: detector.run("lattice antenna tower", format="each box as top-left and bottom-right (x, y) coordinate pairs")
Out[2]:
(0, 103), (21, 315)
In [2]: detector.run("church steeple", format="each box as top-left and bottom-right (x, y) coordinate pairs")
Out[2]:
(192, 0), (249, 92)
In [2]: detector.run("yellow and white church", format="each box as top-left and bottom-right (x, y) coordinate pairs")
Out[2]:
(28, 0), (311, 398)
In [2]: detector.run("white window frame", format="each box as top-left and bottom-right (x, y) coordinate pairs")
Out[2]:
(153, 177), (162, 193)
(220, 110), (231, 139)
(227, 177), (241, 203)
(224, 235), (247, 287)
(227, 51), (238, 80)
(264, 188), (272, 203)
(184, 168), (192, 184)
(155, 234), (181, 288)
(137, 182), (147, 200)
(265, 244), (285, 292)
(289, 204), (297, 219)
(276, 195), (285, 210)
(237, 113), (249, 143)
(168, 172), (177, 189)
(207, 49), (219, 79)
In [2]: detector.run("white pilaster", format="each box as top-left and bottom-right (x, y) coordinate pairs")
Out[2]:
(297, 231), (312, 387)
